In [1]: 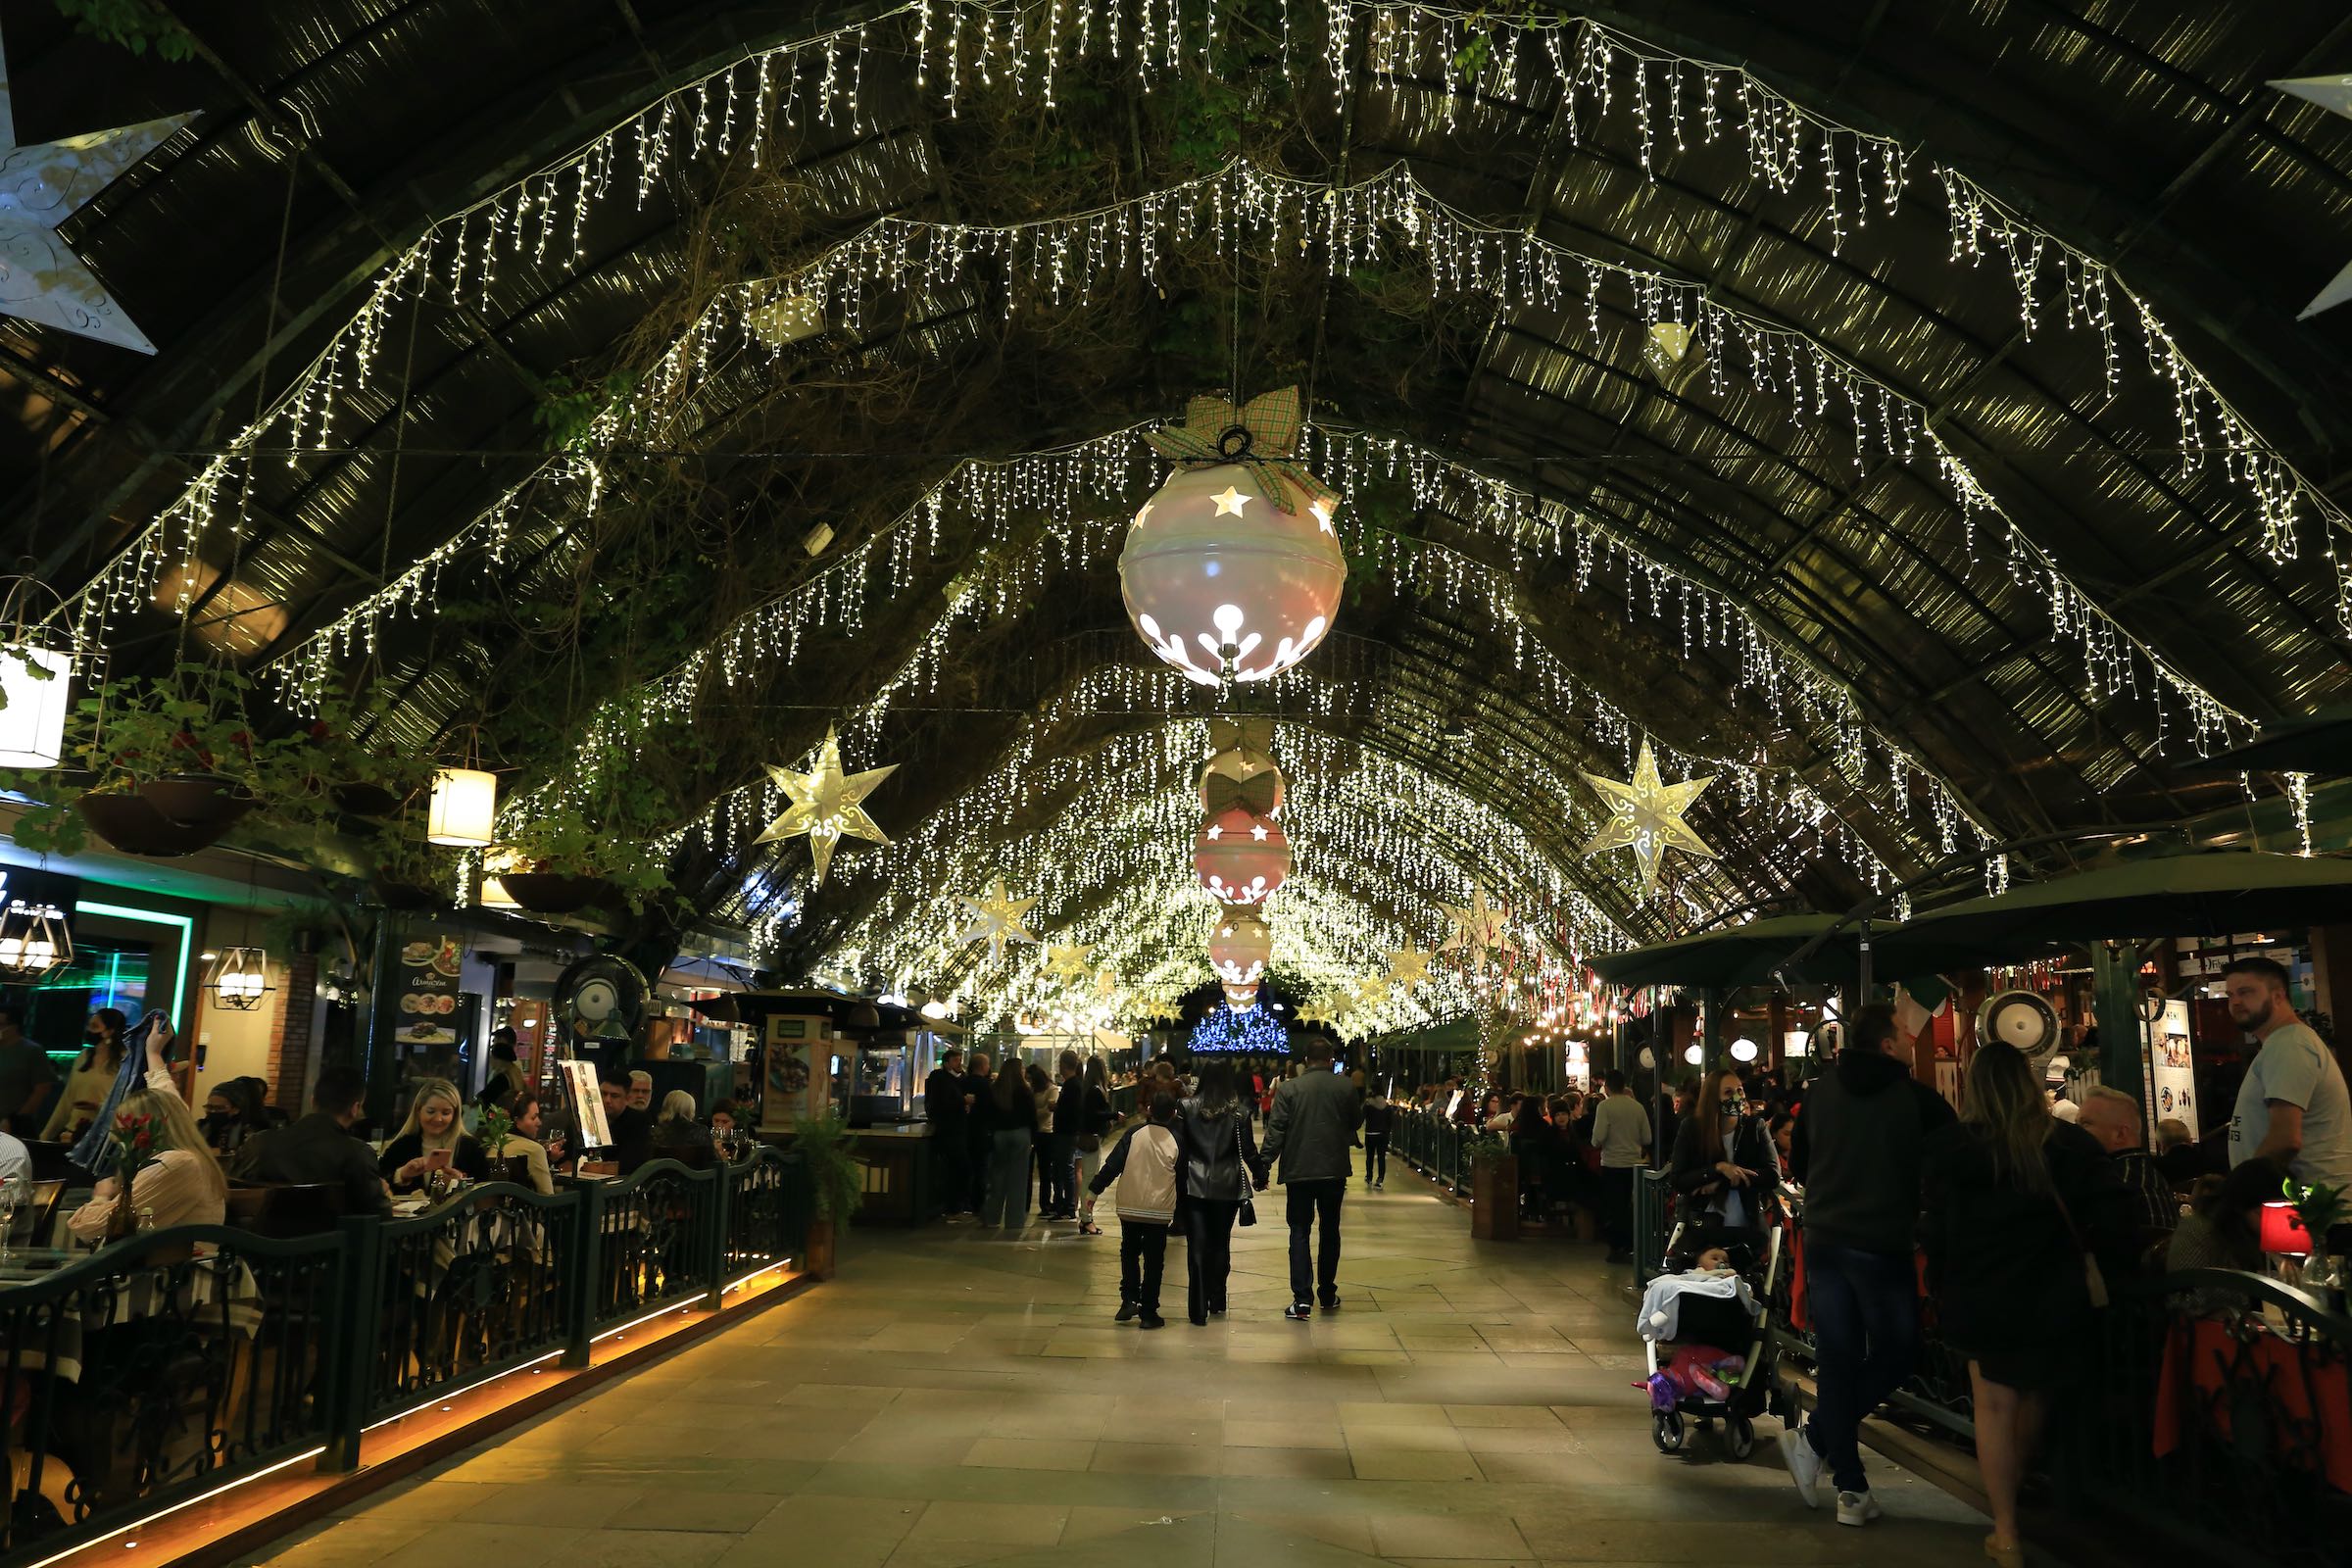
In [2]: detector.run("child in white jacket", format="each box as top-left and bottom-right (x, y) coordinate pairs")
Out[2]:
(1090, 1090), (1181, 1329)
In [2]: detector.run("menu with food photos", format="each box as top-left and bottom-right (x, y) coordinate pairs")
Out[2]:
(394, 929), (466, 1048)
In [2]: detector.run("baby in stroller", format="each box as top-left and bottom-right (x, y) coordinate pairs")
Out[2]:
(1635, 1221), (1783, 1458)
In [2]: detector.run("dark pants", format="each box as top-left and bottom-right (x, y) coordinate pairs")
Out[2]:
(1803, 1239), (1922, 1494)
(935, 1123), (968, 1212)
(1185, 1198), (1241, 1318)
(1040, 1132), (1075, 1213)
(1119, 1220), (1168, 1314)
(966, 1129), (992, 1216)
(1599, 1165), (1636, 1252)
(1285, 1179), (1345, 1304)
(1363, 1135), (1388, 1185)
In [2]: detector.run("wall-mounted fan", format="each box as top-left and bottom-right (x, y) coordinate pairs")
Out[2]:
(1979, 989), (2063, 1085)
(553, 953), (648, 1068)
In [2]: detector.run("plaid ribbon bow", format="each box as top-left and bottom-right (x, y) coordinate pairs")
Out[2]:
(1201, 771), (1282, 818)
(1143, 386), (1340, 517)
(1206, 716), (1276, 757)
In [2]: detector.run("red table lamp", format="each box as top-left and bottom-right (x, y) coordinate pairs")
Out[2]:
(2260, 1201), (2313, 1255)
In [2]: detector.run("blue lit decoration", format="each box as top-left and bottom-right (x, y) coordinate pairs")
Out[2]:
(1189, 1002), (1290, 1054)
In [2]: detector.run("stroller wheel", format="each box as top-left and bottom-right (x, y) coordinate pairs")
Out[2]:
(1650, 1411), (1685, 1454)
(1722, 1414), (1756, 1460)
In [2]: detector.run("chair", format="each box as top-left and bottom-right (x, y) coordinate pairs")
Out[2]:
(224, 1182), (347, 1238)
(4, 1178), (65, 1249)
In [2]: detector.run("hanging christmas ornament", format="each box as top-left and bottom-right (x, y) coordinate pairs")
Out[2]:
(1194, 806), (1291, 906)
(1121, 387), (1346, 687)
(755, 724), (897, 887)
(1198, 717), (1286, 815)
(1579, 739), (1718, 898)
(1384, 943), (1432, 987)
(1298, 995), (1346, 1026)
(1439, 887), (1511, 957)
(0, 27), (194, 351)
(1352, 976), (1394, 1010)
(1222, 981), (1260, 1011)
(1042, 942), (1094, 978)
(1206, 909), (1273, 987)
(2274, 76), (2352, 317)
(1094, 965), (1118, 998)
(955, 877), (1041, 964)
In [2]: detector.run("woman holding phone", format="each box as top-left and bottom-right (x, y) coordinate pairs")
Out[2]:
(378, 1077), (490, 1193)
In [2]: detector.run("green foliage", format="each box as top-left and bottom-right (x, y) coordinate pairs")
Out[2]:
(530, 370), (638, 453)
(792, 1111), (867, 1225)
(1466, 1129), (1511, 1162)
(2284, 1176), (2345, 1245)
(55, 0), (194, 60)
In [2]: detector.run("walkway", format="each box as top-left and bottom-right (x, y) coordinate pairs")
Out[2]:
(247, 1181), (2011, 1568)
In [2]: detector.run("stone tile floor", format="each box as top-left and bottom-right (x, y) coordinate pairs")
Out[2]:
(247, 1177), (2034, 1568)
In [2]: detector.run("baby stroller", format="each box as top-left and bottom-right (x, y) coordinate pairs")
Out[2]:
(1635, 1219), (1784, 1460)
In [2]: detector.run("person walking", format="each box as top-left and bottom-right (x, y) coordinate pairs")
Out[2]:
(1924, 1043), (2128, 1568)
(1783, 1004), (1955, 1527)
(1045, 1050), (1083, 1220)
(1260, 1036), (1361, 1321)
(1177, 1060), (1268, 1324)
(1076, 1056), (1114, 1237)
(1668, 1068), (1781, 1232)
(2223, 956), (2352, 1235)
(1091, 1091), (1182, 1329)
(1590, 1070), (1651, 1263)
(926, 1046), (970, 1218)
(1360, 1089), (1393, 1189)
(981, 1057), (1036, 1231)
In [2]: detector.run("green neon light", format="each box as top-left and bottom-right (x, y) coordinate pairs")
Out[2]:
(73, 900), (194, 1026)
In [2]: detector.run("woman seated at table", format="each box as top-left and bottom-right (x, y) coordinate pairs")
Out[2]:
(68, 1019), (226, 1244)
(483, 1091), (559, 1196)
(377, 1077), (489, 1194)
(650, 1090), (712, 1154)
(200, 1078), (269, 1156)
(2167, 1159), (2272, 1274)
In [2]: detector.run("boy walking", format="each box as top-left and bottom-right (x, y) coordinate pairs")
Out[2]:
(1091, 1091), (1182, 1330)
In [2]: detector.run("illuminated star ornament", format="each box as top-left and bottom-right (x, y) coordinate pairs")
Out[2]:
(1298, 996), (1344, 1026)
(754, 725), (896, 887)
(1384, 943), (1432, 987)
(1043, 942), (1094, 978)
(2274, 75), (2352, 316)
(1580, 739), (1717, 897)
(955, 878), (1040, 964)
(1439, 887), (1510, 957)
(0, 29), (193, 350)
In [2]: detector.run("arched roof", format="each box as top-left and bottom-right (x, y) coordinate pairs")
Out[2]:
(10, 0), (2352, 1011)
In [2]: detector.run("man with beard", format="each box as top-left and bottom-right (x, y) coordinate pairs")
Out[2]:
(2225, 956), (2352, 1247)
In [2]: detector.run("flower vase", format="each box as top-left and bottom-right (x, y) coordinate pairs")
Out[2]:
(103, 1174), (142, 1244)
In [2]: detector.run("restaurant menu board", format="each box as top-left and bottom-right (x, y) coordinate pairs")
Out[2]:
(2145, 997), (2199, 1140)
(560, 1057), (612, 1150)
(763, 1014), (828, 1126)
(394, 930), (466, 1049)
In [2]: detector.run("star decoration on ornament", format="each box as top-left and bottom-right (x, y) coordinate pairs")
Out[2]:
(2275, 75), (2352, 317)
(1439, 887), (1511, 957)
(1384, 944), (1432, 987)
(954, 878), (1041, 964)
(1579, 739), (1718, 898)
(1043, 942), (1095, 978)
(1210, 484), (1251, 516)
(0, 30), (193, 351)
(754, 725), (896, 886)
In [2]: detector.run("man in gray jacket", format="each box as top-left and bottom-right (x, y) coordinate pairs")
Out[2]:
(1260, 1036), (1362, 1320)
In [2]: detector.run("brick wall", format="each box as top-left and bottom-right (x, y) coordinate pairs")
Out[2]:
(267, 953), (320, 1113)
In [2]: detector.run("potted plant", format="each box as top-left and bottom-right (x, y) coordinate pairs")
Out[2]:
(365, 833), (459, 910)
(792, 1111), (865, 1279)
(1466, 1129), (1519, 1243)
(499, 808), (673, 914)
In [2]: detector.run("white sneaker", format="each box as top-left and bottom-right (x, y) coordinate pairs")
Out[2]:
(1836, 1490), (1881, 1527)
(1780, 1426), (1824, 1509)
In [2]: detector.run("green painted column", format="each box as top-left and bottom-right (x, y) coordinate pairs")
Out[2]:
(2092, 941), (2144, 1115)
(1703, 987), (1727, 1074)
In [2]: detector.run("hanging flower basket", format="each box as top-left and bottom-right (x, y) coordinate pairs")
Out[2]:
(75, 793), (232, 858)
(330, 780), (406, 817)
(499, 871), (622, 914)
(137, 773), (253, 828)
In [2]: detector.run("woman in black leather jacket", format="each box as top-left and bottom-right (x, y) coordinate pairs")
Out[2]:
(1176, 1060), (1268, 1325)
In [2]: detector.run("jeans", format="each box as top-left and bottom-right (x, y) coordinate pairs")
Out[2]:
(1599, 1165), (1636, 1252)
(983, 1128), (1032, 1227)
(1119, 1220), (1168, 1314)
(1078, 1139), (1105, 1221)
(1285, 1179), (1345, 1304)
(1185, 1198), (1241, 1319)
(1803, 1239), (1923, 1494)
(1363, 1135), (1388, 1185)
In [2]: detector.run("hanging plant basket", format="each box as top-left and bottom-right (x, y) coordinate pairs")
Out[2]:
(368, 877), (445, 911)
(499, 871), (622, 914)
(137, 774), (253, 828)
(76, 794), (231, 858)
(330, 780), (407, 817)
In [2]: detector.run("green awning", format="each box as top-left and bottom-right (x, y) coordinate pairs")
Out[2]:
(1587, 914), (1870, 990)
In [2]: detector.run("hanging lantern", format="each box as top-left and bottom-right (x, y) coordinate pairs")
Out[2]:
(426, 767), (498, 847)
(1222, 982), (1260, 1011)
(1119, 461), (1345, 687)
(1206, 910), (1273, 987)
(206, 947), (271, 1011)
(0, 645), (70, 769)
(1195, 807), (1291, 906)
(0, 899), (72, 978)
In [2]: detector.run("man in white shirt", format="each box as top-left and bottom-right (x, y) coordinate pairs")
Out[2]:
(2225, 956), (2352, 1217)
(1591, 1069), (1651, 1263)
(0, 1126), (27, 1191)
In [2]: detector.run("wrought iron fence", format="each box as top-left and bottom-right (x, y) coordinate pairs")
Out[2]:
(1633, 1168), (1671, 1281)
(1, 1148), (811, 1568)
(1392, 1110), (1468, 1195)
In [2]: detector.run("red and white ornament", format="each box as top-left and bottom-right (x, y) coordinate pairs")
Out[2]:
(1119, 465), (1345, 687)
(1194, 807), (1291, 906)
(1207, 910), (1273, 987)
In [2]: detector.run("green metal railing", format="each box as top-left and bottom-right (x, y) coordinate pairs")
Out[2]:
(3, 1149), (813, 1566)
(1391, 1110), (1469, 1196)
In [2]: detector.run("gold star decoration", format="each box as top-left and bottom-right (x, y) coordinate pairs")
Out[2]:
(1094, 965), (1118, 998)
(1042, 942), (1094, 978)
(1352, 976), (1393, 1010)
(754, 725), (896, 887)
(1439, 887), (1510, 957)
(1579, 739), (1717, 897)
(955, 878), (1041, 964)
(1298, 995), (1347, 1025)
(1384, 943), (1432, 987)
(1210, 484), (1251, 516)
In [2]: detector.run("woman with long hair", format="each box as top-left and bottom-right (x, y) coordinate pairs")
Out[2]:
(67, 1018), (225, 1243)
(378, 1077), (490, 1193)
(1076, 1056), (1114, 1237)
(1667, 1068), (1780, 1230)
(42, 1006), (129, 1141)
(199, 1077), (267, 1155)
(2166, 1160), (2272, 1274)
(1176, 1060), (1267, 1323)
(484, 1090), (559, 1195)
(983, 1057), (1039, 1230)
(1924, 1043), (2127, 1568)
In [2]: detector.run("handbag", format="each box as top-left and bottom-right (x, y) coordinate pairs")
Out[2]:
(1076, 1132), (1102, 1153)
(1239, 1191), (1257, 1227)
(2052, 1184), (2109, 1309)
